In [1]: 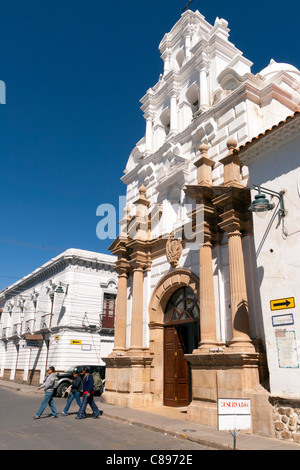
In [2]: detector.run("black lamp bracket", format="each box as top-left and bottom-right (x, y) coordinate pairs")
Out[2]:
(253, 185), (285, 217)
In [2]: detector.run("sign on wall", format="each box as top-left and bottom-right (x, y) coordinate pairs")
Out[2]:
(272, 313), (294, 327)
(25, 340), (42, 349)
(70, 340), (82, 345)
(270, 297), (295, 311)
(275, 329), (299, 368)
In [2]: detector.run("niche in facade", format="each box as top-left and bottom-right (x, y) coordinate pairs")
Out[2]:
(176, 50), (185, 69)
(160, 108), (171, 136)
(186, 83), (199, 114)
(217, 68), (245, 99)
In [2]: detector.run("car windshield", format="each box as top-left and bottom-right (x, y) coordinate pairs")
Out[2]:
(66, 366), (80, 372)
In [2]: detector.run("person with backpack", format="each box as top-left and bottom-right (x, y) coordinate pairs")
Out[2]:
(61, 369), (82, 415)
(92, 370), (103, 394)
(75, 367), (101, 420)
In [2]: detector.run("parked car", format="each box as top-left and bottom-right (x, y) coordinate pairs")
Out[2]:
(54, 365), (105, 397)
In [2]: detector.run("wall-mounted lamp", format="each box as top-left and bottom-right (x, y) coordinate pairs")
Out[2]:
(249, 185), (286, 217)
(55, 282), (69, 295)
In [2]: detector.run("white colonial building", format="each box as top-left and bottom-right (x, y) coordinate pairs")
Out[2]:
(0, 249), (117, 385)
(103, 9), (300, 439)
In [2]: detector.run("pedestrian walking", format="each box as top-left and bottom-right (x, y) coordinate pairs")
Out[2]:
(61, 369), (82, 415)
(76, 367), (101, 419)
(34, 366), (58, 419)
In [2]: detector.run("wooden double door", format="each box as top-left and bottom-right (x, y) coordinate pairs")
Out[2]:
(163, 322), (199, 407)
(163, 286), (200, 407)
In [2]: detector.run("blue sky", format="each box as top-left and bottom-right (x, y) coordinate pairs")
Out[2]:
(1, 0), (299, 291)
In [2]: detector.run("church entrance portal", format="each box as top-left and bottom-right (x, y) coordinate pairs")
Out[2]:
(163, 287), (199, 407)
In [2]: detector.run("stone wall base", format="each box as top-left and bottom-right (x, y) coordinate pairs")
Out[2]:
(1, 368), (41, 386)
(14, 369), (25, 383)
(271, 396), (300, 444)
(3, 369), (11, 380)
(102, 390), (157, 408)
(185, 350), (274, 437)
(103, 353), (155, 408)
(103, 351), (300, 445)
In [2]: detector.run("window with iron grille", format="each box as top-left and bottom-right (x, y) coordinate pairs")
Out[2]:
(102, 293), (116, 328)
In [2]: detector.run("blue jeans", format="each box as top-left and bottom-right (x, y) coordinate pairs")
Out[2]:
(63, 391), (81, 414)
(77, 393), (100, 419)
(36, 391), (58, 417)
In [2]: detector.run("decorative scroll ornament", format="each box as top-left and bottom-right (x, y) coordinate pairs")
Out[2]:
(166, 231), (182, 268)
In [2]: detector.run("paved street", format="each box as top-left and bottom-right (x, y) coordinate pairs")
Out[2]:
(0, 389), (212, 451)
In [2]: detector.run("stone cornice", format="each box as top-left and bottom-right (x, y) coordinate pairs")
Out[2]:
(185, 351), (260, 367)
(1, 249), (116, 298)
(104, 354), (152, 367)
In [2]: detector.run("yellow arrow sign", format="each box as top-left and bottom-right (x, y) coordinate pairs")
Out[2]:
(270, 297), (295, 311)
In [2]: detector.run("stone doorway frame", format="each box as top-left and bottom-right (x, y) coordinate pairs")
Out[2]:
(148, 269), (199, 405)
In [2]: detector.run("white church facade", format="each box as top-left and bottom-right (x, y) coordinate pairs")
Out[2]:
(103, 9), (300, 439)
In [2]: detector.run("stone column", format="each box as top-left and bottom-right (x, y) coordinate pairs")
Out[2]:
(162, 47), (171, 75)
(198, 239), (218, 351)
(226, 227), (254, 351)
(199, 65), (210, 111)
(129, 185), (150, 353)
(133, 185), (150, 241)
(145, 112), (153, 153)
(189, 148), (218, 351)
(113, 268), (128, 353)
(184, 27), (192, 60)
(130, 262), (144, 352)
(169, 88), (179, 134)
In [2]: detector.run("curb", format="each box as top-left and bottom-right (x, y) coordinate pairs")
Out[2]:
(101, 411), (231, 450)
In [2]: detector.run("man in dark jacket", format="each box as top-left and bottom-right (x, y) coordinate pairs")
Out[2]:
(61, 369), (82, 415)
(75, 367), (101, 419)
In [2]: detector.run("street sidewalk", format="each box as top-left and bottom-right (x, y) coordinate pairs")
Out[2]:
(0, 378), (299, 451)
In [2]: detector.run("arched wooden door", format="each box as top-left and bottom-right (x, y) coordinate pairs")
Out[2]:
(163, 287), (199, 407)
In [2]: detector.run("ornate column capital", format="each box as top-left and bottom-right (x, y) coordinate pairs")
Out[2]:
(115, 262), (129, 277)
(184, 184), (222, 246)
(218, 208), (243, 235)
(211, 186), (253, 237)
(127, 239), (149, 271)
